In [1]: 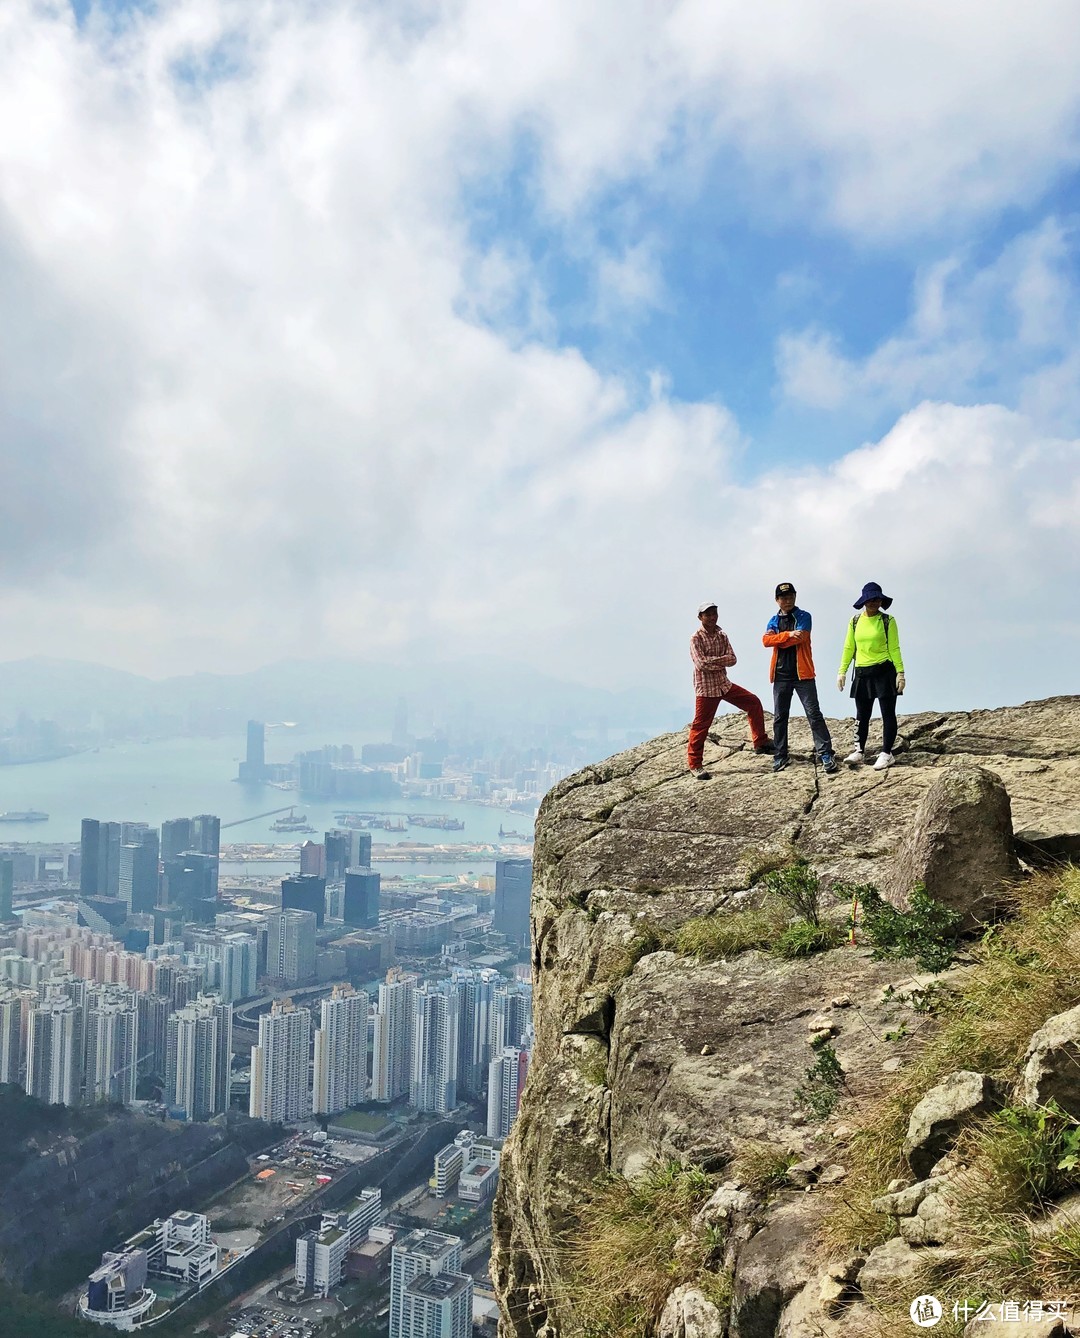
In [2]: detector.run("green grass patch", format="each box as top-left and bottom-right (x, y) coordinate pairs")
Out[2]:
(331, 1109), (391, 1133)
(772, 919), (845, 959)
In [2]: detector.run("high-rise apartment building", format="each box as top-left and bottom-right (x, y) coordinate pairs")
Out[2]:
(137, 993), (171, 1080)
(0, 982), (31, 1084)
(166, 994), (233, 1120)
(494, 858), (533, 951)
(410, 979), (459, 1115)
(493, 980), (533, 1053)
(371, 970), (416, 1103)
(313, 984), (368, 1116)
(27, 993), (83, 1106)
(451, 967), (501, 1099)
(249, 998), (310, 1124)
(343, 869), (380, 929)
(85, 986), (139, 1105)
(0, 855), (13, 921)
(281, 874), (326, 927)
(265, 910), (317, 985)
(389, 1230), (471, 1338)
(487, 1046), (531, 1140)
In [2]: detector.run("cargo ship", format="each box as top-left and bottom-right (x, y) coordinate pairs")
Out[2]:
(270, 809), (316, 833)
(0, 810), (49, 822)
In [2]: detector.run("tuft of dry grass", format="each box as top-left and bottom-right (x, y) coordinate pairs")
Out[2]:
(826, 865), (1080, 1296)
(673, 901), (787, 961)
(566, 1161), (728, 1337)
(730, 1140), (797, 1197)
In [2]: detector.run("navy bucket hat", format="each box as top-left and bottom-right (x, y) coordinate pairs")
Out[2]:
(853, 581), (893, 610)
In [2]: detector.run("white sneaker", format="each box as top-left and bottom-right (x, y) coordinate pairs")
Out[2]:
(873, 752), (894, 771)
(844, 748), (864, 765)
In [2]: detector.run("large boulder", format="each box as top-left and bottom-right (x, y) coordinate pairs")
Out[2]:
(884, 763), (1018, 925)
(1020, 1005), (1080, 1119)
(904, 1071), (1003, 1178)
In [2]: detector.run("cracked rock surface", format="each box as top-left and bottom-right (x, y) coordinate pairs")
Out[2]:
(490, 697), (1080, 1337)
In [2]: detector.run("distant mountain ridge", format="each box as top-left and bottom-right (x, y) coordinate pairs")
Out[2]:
(0, 655), (682, 736)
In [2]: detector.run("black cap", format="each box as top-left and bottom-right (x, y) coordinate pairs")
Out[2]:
(775, 582), (796, 599)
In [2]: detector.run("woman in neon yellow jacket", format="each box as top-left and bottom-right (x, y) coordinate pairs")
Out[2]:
(836, 581), (906, 770)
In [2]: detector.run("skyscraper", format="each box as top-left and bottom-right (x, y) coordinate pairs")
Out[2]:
(410, 978), (459, 1114)
(191, 816), (221, 898)
(0, 855), (13, 922)
(389, 1230), (471, 1338)
(160, 818), (193, 863)
(313, 984), (368, 1116)
(162, 853), (218, 922)
(249, 998), (310, 1124)
(371, 970), (416, 1103)
(493, 980), (534, 1053)
(80, 820), (122, 898)
(167, 994), (233, 1120)
(343, 869), (380, 929)
(0, 982), (30, 1084)
(494, 858), (533, 951)
(136, 993), (170, 1080)
(281, 874), (327, 927)
(452, 967), (501, 1099)
(119, 832), (160, 915)
(266, 910), (317, 985)
(27, 993), (83, 1106)
(240, 720), (266, 782)
(85, 986), (139, 1105)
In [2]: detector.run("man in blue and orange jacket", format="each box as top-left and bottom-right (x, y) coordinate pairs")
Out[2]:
(762, 582), (838, 774)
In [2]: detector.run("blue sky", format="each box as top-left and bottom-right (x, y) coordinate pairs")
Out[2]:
(0, 0), (1078, 711)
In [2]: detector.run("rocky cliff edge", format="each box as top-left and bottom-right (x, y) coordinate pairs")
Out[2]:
(492, 696), (1080, 1337)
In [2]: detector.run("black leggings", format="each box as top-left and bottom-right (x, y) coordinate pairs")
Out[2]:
(856, 695), (897, 752)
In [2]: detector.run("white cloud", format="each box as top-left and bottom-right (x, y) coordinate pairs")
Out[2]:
(777, 220), (1080, 424)
(0, 0), (1077, 716)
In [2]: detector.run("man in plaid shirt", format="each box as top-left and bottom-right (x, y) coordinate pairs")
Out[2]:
(689, 601), (770, 779)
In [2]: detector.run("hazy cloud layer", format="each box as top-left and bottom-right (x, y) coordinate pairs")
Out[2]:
(0, 0), (1078, 712)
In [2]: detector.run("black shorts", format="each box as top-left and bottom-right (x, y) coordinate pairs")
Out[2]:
(850, 662), (897, 705)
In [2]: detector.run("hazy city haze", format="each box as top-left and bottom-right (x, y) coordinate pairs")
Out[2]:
(0, 2), (1078, 711)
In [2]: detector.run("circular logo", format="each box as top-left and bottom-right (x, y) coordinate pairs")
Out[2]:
(910, 1295), (943, 1327)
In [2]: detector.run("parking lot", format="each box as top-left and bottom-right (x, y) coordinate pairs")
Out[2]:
(227, 1303), (322, 1338)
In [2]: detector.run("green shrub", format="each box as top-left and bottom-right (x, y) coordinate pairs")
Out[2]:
(795, 1040), (845, 1120)
(761, 859), (823, 925)
(772, 919), (844, 959)
(854, 881), (963, 972)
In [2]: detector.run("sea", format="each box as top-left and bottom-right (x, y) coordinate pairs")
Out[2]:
(0, 731), (535, 878)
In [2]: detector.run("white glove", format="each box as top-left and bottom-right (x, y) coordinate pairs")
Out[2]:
(837, 674), (846, 692)
(896, 672), (906, 694)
